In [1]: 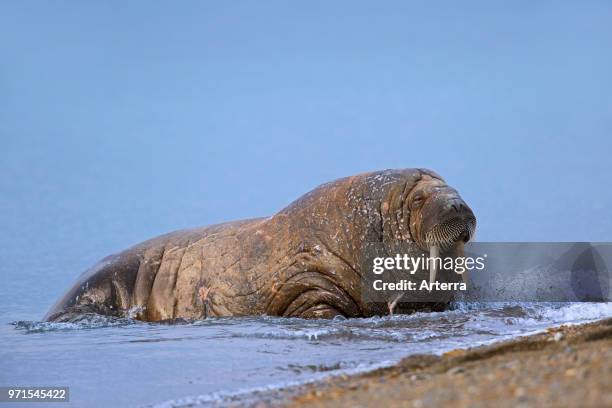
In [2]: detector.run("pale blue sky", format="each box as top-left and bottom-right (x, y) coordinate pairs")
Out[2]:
(1, 0), (611, 266)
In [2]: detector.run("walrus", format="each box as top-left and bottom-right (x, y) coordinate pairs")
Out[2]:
(45, 168), (476, 322)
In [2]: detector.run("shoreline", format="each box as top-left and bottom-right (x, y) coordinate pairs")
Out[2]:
(279, 317), (612, 408)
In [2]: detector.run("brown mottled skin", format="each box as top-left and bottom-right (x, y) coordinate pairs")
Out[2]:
(45, 169), (476, 322)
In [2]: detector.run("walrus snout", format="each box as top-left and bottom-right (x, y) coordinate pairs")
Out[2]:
(417, 193), (476, 286)
(421, 195), (476, 248)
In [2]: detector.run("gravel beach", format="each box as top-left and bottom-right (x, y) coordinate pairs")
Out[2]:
(286, 317), (612, 408)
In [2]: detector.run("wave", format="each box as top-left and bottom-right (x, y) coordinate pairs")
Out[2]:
(12, 302), (611, 340)
(12, 314), (142, 333)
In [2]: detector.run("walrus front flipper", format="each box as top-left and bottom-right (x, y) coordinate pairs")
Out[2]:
(44, 252), (142, 322)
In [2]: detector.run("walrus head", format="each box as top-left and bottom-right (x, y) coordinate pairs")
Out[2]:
(408, 175), (476, 284)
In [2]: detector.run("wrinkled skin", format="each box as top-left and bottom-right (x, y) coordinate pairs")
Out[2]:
(45, 169), (476, 322)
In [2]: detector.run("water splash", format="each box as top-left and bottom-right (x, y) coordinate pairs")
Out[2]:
(12, 313), (141, 333)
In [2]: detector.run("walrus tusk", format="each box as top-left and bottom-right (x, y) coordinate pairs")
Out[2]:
(429, 245), (439, 291)
(455, 241), (469, 283)
(387, 293), (405, 316)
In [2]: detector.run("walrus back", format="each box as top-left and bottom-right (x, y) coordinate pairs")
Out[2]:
(44, 220), (266, 322)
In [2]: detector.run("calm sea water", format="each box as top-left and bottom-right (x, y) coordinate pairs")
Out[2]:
(1, 156), (610, 408)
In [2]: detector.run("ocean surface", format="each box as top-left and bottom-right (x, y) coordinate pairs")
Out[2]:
(2, 299), (611, 407)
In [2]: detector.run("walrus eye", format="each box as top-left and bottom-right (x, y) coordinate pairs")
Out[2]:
(411, 193), (425, 209)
